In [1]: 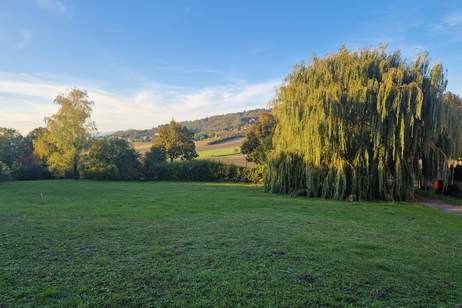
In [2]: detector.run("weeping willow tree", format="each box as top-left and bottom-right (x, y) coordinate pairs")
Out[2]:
(265, 47), (462, 201)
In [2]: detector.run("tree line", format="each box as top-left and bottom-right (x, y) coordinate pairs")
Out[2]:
(1, 88), (260, 182)
(2, 46), (462, 201)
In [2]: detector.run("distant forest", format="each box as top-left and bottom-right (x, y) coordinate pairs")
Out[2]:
(110, 108), (269, 142)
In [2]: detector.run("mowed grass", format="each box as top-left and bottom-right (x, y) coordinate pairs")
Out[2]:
(197, 146), (241, 158)
(1, 181), (461, 307)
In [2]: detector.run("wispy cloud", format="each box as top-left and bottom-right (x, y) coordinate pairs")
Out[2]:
(249, 44), (272, 56)
(443, 13), (462, 27)
(36, 0), (67, 16)
(0, 29), (32, 50)
(0, 73), (279, 134)
(428, 12), (462, 41)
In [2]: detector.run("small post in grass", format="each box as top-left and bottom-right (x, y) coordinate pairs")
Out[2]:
(40, 192), (46, 205)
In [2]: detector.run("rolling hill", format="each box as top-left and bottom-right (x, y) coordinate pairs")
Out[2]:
(110, 108), (269, 142)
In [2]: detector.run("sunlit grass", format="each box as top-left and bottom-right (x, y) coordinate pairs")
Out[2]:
(1, 180), (461, 306)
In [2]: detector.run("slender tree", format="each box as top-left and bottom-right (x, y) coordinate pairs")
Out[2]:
(265, 47), (462, 201)
(34, 89), (95, 178)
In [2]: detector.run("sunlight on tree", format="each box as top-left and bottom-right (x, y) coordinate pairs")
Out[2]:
(154, 120), (198, 162)
(34, 88), (96, 178)
(265, 47), (462, 201)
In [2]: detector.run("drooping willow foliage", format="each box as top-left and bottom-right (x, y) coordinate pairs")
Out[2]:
(265, 47), (462, 201)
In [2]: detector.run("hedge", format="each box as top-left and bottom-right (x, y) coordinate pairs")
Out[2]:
(143, 160), (263, 183)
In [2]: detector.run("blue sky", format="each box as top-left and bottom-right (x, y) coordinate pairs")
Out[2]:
(1, 0), (462, 133)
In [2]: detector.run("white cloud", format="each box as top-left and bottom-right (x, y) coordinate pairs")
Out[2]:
(0, 73), (279, 134)
(429, 12), (462, 41)
(36, 0), (67, 16)
(444, 13), (462, 27)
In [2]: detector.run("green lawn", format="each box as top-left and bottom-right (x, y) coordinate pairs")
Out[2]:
(1, 181), (461, 307)
(198, 146), (241, 158)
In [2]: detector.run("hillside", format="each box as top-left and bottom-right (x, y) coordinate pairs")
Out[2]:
(110, 108), (269, 142)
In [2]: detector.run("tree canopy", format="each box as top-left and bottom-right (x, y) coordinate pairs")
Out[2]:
(144, 145), (167, 167)
(265, 47), (462, 201)
(34, 89), (95, 178)
(154, 120), (198, 162)
(241, 112), (275, 164)
(0, 128), (24, 167)
(81, 138), (141, 180)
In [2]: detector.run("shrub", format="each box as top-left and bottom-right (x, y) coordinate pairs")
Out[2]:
(244, 165), (266, 184)
(0, 161), (11, 181)
(82, 162), (118, 181)
(143, 160), (249, 182)
(81, 139), (142, 180)
(12, 163), (51, 180)
(144, 146), (167, 167)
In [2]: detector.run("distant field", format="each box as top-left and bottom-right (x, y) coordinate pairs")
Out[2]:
(132, 142), (152, 155)
(1, 180), (461, 306)
(197, 146), (240, 157)
(195, 137), (244, 151)
(132, 137), (253, 167)
(196, 137), (254, 167)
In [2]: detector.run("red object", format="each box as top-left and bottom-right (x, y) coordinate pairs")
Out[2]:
(433, 181), (440, 190)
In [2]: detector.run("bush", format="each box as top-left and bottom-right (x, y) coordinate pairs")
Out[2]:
(144, 146), (167, 167)
(82, 163), (118, 181)
(81, 139), (142, 180)
(143, 160), (250, 182)
(244, 165), (266, 184)
(12, 163), (51, 180)
(0, 161), (11, 181)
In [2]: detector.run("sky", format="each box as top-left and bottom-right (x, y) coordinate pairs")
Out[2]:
(1, 0), (462, 134)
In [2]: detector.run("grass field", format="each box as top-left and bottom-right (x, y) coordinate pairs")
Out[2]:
(133, 137), (253, 167)
(197, 145), (241, 158)
(1, 181), (461, 307)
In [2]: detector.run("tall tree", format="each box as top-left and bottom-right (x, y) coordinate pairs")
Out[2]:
(0, 128), (23, 167)
(154, 120), (197, 162)
(34, 89), (95, 178)
(265, 47), (462, 201)
(241, 112), (275, 164)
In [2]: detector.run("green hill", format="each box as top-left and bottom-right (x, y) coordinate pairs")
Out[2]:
(110, 108), (269, 142)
